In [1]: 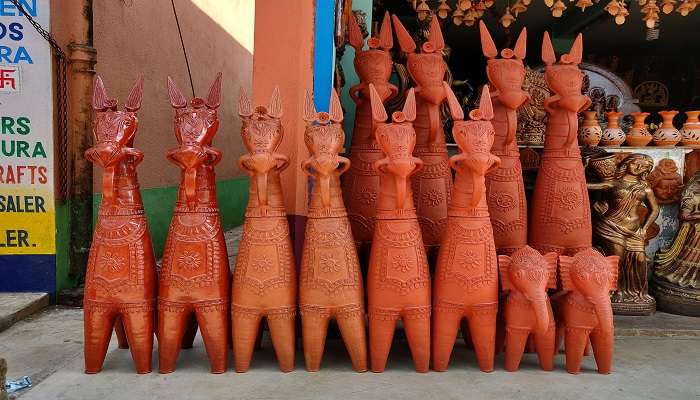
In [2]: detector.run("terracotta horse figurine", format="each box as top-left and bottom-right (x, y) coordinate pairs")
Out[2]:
(529, 33), (592, 256)
(392, 15), (452, 252)
(367, 85), (431, 373)
(233, 87), (297, 372)
(83, 75), (156, 374)
(158, 74), (230, 374)
(342, 11), (397, 251)
(479, 21), (529, 256)
(432, 85), (501, 373)
(300, 90), (367, 372)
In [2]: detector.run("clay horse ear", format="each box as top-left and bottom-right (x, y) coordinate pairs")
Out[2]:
(391, 14), (417, 54)
(93, 75), (109, 111)
(402, 88), (417, 122)
(514, 27), (527, 60)
(167, 76), (188, 109)
(568, 33), (583, 65)
(268, 86), (283, 118)
(348, 11), (364, 51)
(303, 90), (316, 122)
(369, 83), (388, 123)
(478, 84), (494, 121)
(498, 255), (513, 292)
(238, 87), (253, 118)
(479, 21), (498, 59)
(378, 11), (393, 50)
(428, 16), (445, 51)
(541, 31), (556, 66)
(443, 82), (464, 121)
(329, 89), (344, 122)
(124, 75), (144, 112)
(206, 72), (222, 109)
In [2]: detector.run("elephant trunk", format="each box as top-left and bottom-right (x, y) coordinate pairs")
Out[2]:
(184, 168), (197, 207)
(256, 171), (268, 206)
(319, 174), (331, 208)
(530, 296), (552, 335)
(593, 297), (615, 337)
(395, 175), (407, 209)
(470, 174), (486, 208)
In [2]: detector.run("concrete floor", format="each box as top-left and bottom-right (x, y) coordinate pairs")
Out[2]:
(1, 307), (699, 400)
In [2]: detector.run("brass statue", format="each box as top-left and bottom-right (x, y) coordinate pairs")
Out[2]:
(654, 171), (700, 316)
(588, 153), (659, 315)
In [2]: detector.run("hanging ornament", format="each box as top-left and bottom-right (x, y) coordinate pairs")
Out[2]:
(551, 0), (568, 16)
(545, 0), (555, 7)
(459, 0), (473, 10)
(512, 0), (529, 15)
(485, 0), (496, 7)
(474, 1), (487, 17)
(437, 0), (452, 18)
(576, 0), (595, 10)
(464, 9), (478, 25)
(523, 0), (533, 5)
(638, 0), (648, 5)
(615, 2), (630, 23)
(676, 0), (694, 15)
(501, 7), (517, 27)
(661, 0), (677, 12)
(452, 8), (465, 24)
(605, 0), (622, 14)
(646, 19), (660, 40)
(416, 0), (431, 20)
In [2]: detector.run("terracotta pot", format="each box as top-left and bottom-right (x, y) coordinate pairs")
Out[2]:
(367, 85), (431, 373)
(479, 22), (529, 256)
(578, 111), (602, 146)
(529, 32), (593, 256)
(232, 88), (297, 372)
(600, 111), (625, 146)
(653, 110), (680, 147)
(158, 74), (230, 374)
(393, 15), (451, 251)
(299, 90), (367, 372)
(625, 112), (652, 147)
(556, 248), (619, 374)
(432, 85), (500, 373)
(342, 12), (398, 248)
(83, 76), (156, 374)
(680, 110), (700, 146)
(498, 246), (558, 371)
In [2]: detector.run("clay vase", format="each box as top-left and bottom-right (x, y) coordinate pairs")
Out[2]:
(555, 248), (619, 374)
(158, 74), (230, 374)
(680, 110), (700, 146)
(299, 90), (367, 372)
(479, 22), (529, 256)
(342, 12), (397, 249)
(653, 110), (681, 147)
(498, 246), (558, 371)
(83, 76), (156, 374)
(529, 32), (593, 256)
(600, 111), (625, 146)
(578, 111), (602, 146)
(232, 88), (297, 372)
(367, 85), (431, 373)
(432, 85), (500, 373)
(625, 112), (652, 147)
(393, 15), (451, 251)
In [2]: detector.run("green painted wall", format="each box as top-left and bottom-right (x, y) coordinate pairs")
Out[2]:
(55, 176), (249, 293)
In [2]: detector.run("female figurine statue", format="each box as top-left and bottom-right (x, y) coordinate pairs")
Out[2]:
(588, 153), (659, 315)
(654, 171), (700, 316)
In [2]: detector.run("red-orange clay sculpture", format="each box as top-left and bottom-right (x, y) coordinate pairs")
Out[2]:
(367, 85), (431, 373)
(432, 85), (500, 373)
(529, 33), (592, 256)
(498, 246), (558, 371)
(342, 12), (397, 249)
(392, 15), (452, 251)
(300, 90), (367, 372)
(233, 87), (297, 372)
(555, 248), (619, 374)
(158, 74), (230, 374)
(83, 75), (156, 374)
(479, 22), (529, 256)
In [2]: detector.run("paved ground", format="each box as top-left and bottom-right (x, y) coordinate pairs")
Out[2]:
(1, 307), (699, 400)
(0, 293), (48, 333)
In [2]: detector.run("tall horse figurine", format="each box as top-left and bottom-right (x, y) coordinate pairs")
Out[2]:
(342, 11), (397, 252)
(158, 73), (230, 374)
(367, 85), (431, 373)
(392, 15), (452, 252)
(300, 90), (367, 372)
(83, 75), (156, 374)
(479, 21), (529, 256)
(529, 33), (592, 256)
(432, 85), (501, 373)
(233, 87), (297, 372)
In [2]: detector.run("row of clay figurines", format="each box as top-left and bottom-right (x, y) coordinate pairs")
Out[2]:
(84, 71), (616, 377)
(579, 109), (700, 147)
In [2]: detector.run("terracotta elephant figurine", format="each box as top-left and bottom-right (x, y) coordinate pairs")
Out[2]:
(299, 89), (367, 372)
(83, 75), (156, 374)
(555, 248), (619, 374)
(498, 246), (558, 371)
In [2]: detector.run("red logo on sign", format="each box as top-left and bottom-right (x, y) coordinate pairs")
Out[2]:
(0, 66), (19, 92)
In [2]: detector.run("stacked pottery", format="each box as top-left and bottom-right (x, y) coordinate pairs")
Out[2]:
(653, 110), (681, 147)
(680, 110), (700, 146)
(578, 111), (602, 146)
(600, 111), (625, 146)
(625, 112), (652, 147)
